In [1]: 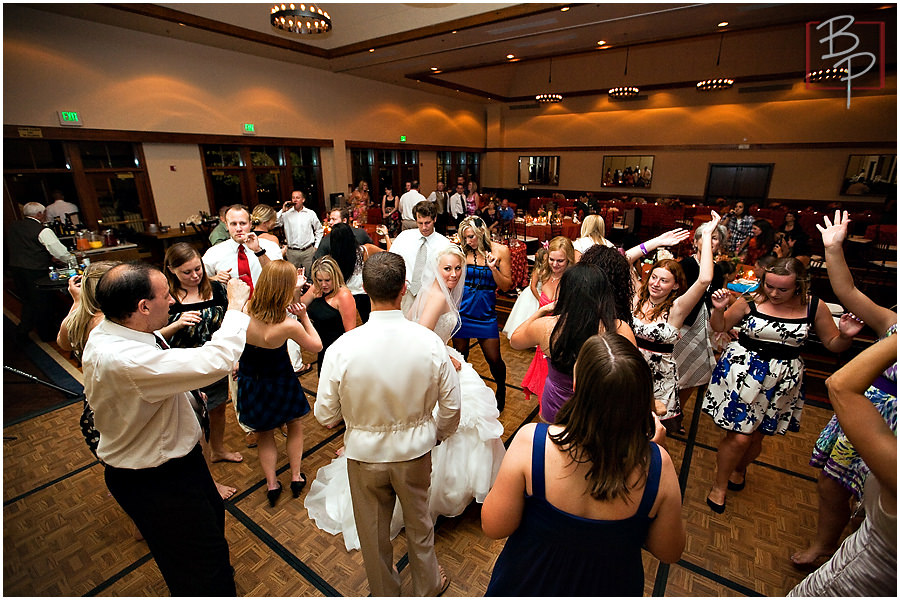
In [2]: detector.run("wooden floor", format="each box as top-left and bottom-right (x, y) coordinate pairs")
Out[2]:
(3, 296), (855, 597)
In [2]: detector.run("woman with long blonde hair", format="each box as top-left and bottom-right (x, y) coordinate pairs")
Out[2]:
(300, 255), (357, 371)
(452, 215), (512, 411)
(238, 260), (322, 507)
(572, 214), (614, 261)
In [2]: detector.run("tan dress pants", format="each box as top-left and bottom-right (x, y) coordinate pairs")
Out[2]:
(347, 452), (441, 596)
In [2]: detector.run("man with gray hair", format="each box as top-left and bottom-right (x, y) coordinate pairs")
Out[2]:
(6, 202), (74, 341)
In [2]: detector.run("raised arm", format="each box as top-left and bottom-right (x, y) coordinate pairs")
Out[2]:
(817, 210), (896, 336)
(487, 243), (512, 292)
(814, 299), (863, 354)
(510, 304), (555, 350)
(825, 336), (897, 500)
(670, 212), (720, 329)
(709, 290), (749, 333)
(625, 228), (691, 266)
(285, 302), (323, 353)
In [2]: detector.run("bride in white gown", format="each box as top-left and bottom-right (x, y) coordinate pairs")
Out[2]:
(305, 245), (506, 551)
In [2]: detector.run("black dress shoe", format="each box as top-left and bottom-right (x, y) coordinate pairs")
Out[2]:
(727, 479), (746, 492)
(291, 474), (307, 498)
(706, 496), (726, 514)
(267, 482), (283, 507)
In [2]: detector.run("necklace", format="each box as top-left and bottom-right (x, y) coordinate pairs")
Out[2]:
(647, 299), (661, 309)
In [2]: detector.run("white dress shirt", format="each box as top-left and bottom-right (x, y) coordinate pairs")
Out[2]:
(44, 200), (80, 223)
(277, 206), (324, 249)
(37, 226), (73, 262)
(389, 229), (452, 286)
(82, 311), (250, 469)
(316, 310), (460, 463)
(448, 193), (466, 220)
(201, 238), (283, 283)
(399, 190), (428, 220)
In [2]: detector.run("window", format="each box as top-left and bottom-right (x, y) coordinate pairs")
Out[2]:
(201, 144), (323, 215)
(3, 139), (155, 232)
(437, 151), (480, 187)
(351, 147), (418, 200)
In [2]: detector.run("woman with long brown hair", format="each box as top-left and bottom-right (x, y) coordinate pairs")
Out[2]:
(483, 333), (684, 595)
(238, 260), (322, 507)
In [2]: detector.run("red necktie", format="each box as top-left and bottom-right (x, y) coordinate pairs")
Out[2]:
(237, 245), (254, 295)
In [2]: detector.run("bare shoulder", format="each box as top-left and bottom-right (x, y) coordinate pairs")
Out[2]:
(492, 241), (511, 257)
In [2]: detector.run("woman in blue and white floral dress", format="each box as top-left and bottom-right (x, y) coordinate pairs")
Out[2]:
(702, 257), (864, 513)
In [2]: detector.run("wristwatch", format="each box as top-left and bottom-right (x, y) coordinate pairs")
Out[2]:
(254, 249), (266, 257)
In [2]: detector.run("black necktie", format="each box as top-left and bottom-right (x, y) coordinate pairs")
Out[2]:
(155, 333), (210, 441)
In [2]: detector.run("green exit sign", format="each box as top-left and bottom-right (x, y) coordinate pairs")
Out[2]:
(243, 123), (256, 135)
(400, 135), (407, 142)
(57, 111), (83, 127)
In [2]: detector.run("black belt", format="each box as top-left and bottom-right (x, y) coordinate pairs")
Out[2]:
(636, 337), (674, 354)
(738, 332), (803, 361)
(289, 243), (314, 251)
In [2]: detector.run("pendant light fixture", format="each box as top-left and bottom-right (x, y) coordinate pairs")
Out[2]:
(271, 3), (332, 35)
(609, 47), (639, 98)
(697, 34), (734, 91)
(536, 57), (562, 103)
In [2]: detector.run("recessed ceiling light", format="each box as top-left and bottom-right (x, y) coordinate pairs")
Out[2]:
(451, 30), (457, 34)
(597, 40), (606, 46)
(506, 54), (516, 60)
(718, 21), (729, 28)
(430, 67), (439, 71)
(369, 48), (375, 52)
(560, 6), (570, 11)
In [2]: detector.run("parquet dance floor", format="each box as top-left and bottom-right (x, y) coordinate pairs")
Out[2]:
(3, 304), (853, 596)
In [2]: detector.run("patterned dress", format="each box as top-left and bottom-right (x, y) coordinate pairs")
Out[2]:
(703, 298), (817, 435)
(633, 318), (681, 421)
(167, 281), (229, 410)
(809, 324), (897, 499)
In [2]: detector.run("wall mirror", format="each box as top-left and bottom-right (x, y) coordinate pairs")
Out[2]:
(601, 155), (654, 188)
(841, 154), (896, 196)
(518, 155), (559, 186)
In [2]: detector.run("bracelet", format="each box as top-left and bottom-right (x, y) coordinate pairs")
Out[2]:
(254, 249), (266, 257)
(640, 243), (648, 255)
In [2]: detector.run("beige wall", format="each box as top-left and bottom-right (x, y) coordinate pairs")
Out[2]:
(3, 5), (487, 210)
(141, 144), (209, 226)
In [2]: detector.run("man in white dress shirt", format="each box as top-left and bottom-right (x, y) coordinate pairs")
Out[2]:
(316, 252), (459, 597)
(278, 190), (324, 273)
(448, 182), (466, 229)
(388, 201), (452, 312)
(83, 263), (251, 596)
(202, 205), (283, 288)
(6, 201), (75, 341)
(43, 190), (80, 223)
(399, 180), (428, 230)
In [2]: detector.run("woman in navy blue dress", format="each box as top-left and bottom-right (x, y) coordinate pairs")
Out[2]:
(452, 215), (512, 411)
(238, 260), (322, 507)
(482, 332), (684, 596)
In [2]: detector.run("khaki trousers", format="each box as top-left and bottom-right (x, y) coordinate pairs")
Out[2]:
(285, 246), (316, 275)
(347, 453), (441, 597)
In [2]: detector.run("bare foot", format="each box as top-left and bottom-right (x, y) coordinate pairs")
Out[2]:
(336, 446), (345, 457)
(216, 482), (237, 500)
(211, 450), (244, 463)
(790, 545), (834, 568)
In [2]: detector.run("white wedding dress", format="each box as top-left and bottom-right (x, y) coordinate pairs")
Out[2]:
(304, 311), (506, 551)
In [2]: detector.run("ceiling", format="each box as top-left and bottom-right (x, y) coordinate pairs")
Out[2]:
(30, 3), (897, 103)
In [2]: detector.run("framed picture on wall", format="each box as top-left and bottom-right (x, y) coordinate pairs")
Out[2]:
(840, 154), (897, 196)
(601, 155), (654, 188)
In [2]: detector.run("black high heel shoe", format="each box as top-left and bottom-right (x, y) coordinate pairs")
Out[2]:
(267, 481), (283, 507)
(706, 495), (726, 514)
(291, 474), (307, 498)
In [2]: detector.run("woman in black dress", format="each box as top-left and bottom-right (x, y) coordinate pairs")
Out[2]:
(160, 243), (244, 499)
(300, 256), (357, 372)
(238, 260), (322, 506)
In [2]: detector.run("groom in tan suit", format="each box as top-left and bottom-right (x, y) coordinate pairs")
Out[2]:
(315, 252), (459, 596)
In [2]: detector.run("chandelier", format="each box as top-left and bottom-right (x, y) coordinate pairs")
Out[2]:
(807, 67), (848, 83)
(697, 34), (733, 91)
(609, 47), (640, 99)
(536, 57), (562, 103)
(609, 86), (639, 98)
(271, 3), (332, 34)
(696, 78), (734, 91)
